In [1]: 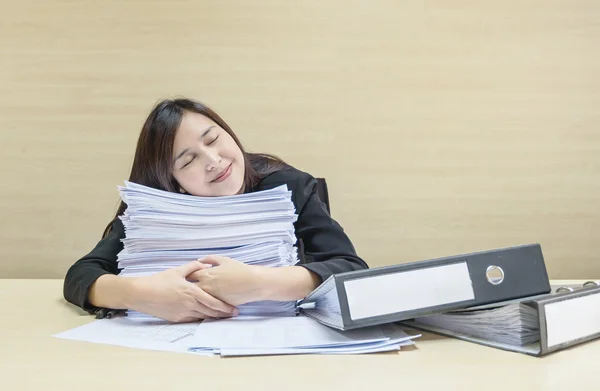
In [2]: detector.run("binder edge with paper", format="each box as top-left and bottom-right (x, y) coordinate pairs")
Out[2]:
(400, 282), (600, 356)
(296, 243), (551, 331)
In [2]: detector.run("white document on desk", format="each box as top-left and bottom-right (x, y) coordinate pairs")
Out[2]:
(187, 315), (420, 355)
(52, 318), (212, 356)
(218, 338), (416, 357)
(53, 315), (420, 357)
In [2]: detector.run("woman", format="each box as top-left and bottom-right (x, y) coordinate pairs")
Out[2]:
(63, 98), (369, 323)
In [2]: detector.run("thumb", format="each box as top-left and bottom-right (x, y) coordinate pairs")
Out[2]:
(175, 261), (211, 276)
(197, 255), (225, 266)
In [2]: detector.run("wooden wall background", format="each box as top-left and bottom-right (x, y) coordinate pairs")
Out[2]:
(1, 0), (598, 279)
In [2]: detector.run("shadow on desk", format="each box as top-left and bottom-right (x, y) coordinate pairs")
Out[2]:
(400, 325), (447, 341)
(58, 298), (89, 316)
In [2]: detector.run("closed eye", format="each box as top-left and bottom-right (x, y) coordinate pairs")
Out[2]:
(207, 135), (219, 145)
(181, 156), (195, 169)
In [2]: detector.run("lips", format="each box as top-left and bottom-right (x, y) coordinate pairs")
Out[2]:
(211, 163), (232, 183)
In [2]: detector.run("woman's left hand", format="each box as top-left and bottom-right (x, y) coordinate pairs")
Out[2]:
(188, 256), (263, 306)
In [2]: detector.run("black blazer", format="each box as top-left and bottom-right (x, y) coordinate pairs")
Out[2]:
(63, 166), (369, 311)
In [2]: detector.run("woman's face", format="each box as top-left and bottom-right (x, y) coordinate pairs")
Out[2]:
(172, 111), (245, 197)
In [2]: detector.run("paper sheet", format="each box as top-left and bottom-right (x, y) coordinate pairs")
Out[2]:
(188, 315), (420, 350)
(53, 318), (212, 356)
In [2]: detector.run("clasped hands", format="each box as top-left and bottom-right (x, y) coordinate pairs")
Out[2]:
(129, 255), (319, 323)
(128, 255), (265, 323)
(189, 255), (265, 307)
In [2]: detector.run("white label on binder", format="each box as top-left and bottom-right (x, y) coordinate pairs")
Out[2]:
(545, 292), (600, 348)
(344, 262), (475, 320)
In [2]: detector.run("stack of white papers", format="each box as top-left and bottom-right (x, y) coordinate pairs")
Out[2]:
(187, 316), (419, 356)
(115, 181), (300, 320)
(53, 315), (420, 357)
(413, 303), (541, 346)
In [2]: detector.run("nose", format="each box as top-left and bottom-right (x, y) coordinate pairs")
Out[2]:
(205, 149), (222, 171)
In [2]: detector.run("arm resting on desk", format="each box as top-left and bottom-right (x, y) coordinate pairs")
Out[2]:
(88, 274), (137, 309)
(63, 219), (124, 312)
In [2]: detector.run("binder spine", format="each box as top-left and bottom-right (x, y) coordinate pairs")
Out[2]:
(539, 281), (600, 355)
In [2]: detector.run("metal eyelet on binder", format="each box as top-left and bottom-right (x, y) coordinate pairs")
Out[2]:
(485, 265), (504, 285)
(555, 287), (574, 293)
(554, 281), (599, 294)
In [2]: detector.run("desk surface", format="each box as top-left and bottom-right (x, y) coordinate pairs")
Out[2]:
(1, 279), (598, 391)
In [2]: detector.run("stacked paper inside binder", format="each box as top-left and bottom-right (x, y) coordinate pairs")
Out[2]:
(116, 181), (300, 320)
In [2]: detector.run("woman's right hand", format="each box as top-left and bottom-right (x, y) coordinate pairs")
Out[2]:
(128, 261), (238, 323)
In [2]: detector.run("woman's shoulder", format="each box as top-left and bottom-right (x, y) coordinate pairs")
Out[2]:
(255, 165), (317, 190)
(102, 215), (126, 239)
(254, 165), (320, 208)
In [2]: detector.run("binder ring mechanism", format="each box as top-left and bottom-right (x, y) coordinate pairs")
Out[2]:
(555, 280), (599, 293)
(485, 265), (504, 285)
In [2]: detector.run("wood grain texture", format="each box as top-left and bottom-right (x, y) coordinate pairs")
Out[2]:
(1, 1), (598, 278)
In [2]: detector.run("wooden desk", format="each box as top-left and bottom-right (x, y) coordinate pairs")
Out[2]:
(1, 279), (598, 390)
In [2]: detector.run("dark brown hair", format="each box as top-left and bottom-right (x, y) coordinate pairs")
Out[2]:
(103, 98), (288, 237)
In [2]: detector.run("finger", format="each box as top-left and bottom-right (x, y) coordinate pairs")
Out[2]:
(188, 310), (209, 320)
(177, 316), (202, 323)
(175, 261), (208, 276)
(186, 270), (212, 283)
(191, 303), (233, 319)
(197, 255), (235, 266)
(191, 285), (238, 315)
(197, 256), (222, 266)
(197, 260), (219, 267)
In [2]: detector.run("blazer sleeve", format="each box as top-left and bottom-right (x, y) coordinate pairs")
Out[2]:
(63, 219), (124, 312)
(293, 174), (369, 282)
